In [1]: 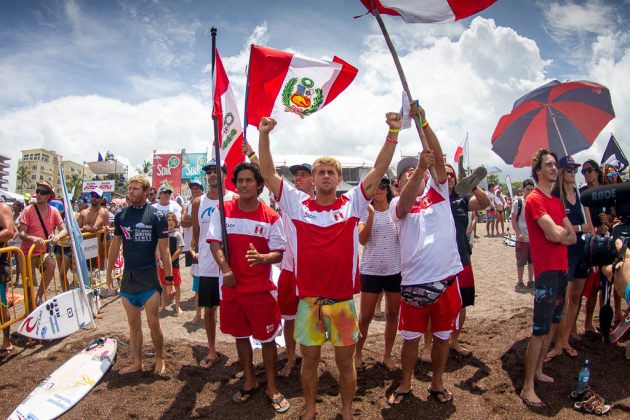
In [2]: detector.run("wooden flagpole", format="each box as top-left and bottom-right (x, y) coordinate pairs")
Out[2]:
(210, 26), (229, 261)
(370, 4), (438, 183)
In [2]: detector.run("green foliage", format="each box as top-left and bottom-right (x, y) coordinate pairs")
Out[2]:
(281, 78), (297, 107)
(302, 88), (324, 116)
(16, 166), (31, 190)
(486, 174), (500, 186)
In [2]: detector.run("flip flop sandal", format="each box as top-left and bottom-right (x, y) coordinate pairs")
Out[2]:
(232, 386), (259, 404)
(574, 394), (611, 415)
(428, 387), (453, 404)
(387, 390), (413, 405)
(0, 348), (13, 363)
(268, 393), (291, 413)
(199, 356), (217, 369)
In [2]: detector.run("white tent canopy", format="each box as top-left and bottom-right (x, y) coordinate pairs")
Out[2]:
(0, 189), (24, 202)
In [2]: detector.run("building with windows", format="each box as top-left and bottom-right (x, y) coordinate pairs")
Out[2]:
(15, 148), (93, 195)
(0, 154), (10, 190)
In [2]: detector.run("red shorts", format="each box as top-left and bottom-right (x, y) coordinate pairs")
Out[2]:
(219, 291), (282, 342)
(277, 269), (299, 319)
(159, 267), (181, 286)
(457, 264), (474, 289)
(398, 280), (462, 340)
(582, 267), (599, 298)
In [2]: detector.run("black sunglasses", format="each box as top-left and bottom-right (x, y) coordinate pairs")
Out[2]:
(564, 167), (578, 174)
(35, 188), (50, 195)
(581, 167), (595, 174)
(377, 183), (388, 190)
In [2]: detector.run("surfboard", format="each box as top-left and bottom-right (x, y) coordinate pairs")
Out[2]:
(9, 337), (117, 420)
(17, 289), (93, 340)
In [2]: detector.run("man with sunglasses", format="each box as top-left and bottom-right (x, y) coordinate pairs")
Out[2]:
(78, 188), (110, 268)
(18, 181), (67, 306)
(152, 185), (182, 223)
(190, 159), (235, 368)
(147, 187), (158, 205)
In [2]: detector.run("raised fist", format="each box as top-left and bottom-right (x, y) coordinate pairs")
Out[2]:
(259, 117), (277, 134)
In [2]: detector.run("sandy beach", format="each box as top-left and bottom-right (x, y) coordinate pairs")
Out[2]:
(1, 232), (628, 419)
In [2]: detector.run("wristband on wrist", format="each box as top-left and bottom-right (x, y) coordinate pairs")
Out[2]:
(223, 271), (233, 278)
(388, 128), (401, 133)
(248, 152), (257, 159)
(165, 275), (174, 282)
(385, 136), (398, 145)
(421, 120), (429, 128)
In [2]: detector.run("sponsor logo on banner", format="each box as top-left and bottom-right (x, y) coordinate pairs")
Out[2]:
(82, 180), (115, 192)
(282, 77), (324, 118)
(152, 153), (183, 193)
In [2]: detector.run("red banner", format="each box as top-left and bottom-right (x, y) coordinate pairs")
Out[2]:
(152, 153), (182, 194)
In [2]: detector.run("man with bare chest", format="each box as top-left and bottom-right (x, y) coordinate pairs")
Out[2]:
(78, 188), (110, 269)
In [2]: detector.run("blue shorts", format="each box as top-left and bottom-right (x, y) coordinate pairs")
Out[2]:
(120, 289), (159, 308)
(625, 283), (630, 305)
(532, 270), (567, 336)
(0, 283), (6, 306)
(192, 275), (200, 293)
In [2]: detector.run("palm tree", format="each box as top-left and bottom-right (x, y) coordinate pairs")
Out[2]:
(67, 174), (83, 199)
(137, 160), (152, 175)
(16, 166), (31, 193)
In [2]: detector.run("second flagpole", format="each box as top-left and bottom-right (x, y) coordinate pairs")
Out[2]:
(211, 26), (229, 262)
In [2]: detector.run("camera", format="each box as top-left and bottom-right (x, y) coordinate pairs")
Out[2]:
(580, 183), (630, 266)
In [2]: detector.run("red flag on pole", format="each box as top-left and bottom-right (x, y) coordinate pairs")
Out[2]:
(245, 45), (358, 130)
(360, 0), (496, 23)
(454, 133), (468, 163)
(213, 50), (244, 192)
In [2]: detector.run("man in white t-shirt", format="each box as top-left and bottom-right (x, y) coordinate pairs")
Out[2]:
(387, 104), (462, 406)
(512, 179), (535, 290)
(152, 185), (182, 222)
(189, 160), (233, 368)
(258, 111), (400, 420)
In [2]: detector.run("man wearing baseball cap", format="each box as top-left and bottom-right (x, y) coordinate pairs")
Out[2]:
(180, 179), (205, 323)
(17, 180), (67, 306)
(78, 187), (110, 270)
(152, 184), (182, 223)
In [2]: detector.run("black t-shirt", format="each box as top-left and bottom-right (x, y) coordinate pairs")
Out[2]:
(450, 192), (472, 266)
(578, 185), (604, 227)
(553, 187), (586, 256)
(114, 204), (168, 272)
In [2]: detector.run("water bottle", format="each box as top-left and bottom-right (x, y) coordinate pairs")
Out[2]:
(576, 359), (590, 396)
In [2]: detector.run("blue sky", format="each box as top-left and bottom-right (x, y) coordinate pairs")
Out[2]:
(1, 0), (629, 189)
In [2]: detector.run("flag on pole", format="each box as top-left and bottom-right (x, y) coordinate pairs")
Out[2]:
(213, 49), (244, 192)
(97, 152), (103, 161)
(600, 134), (628, 172)
(360, 0), (496, 24)
(454, 133), (468, 163)
(245, 45), (358, 130)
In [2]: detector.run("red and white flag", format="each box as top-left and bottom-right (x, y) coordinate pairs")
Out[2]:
(213, 49), (244, 192)
(246, 45), (358, 130)
(453, 133), (468, 163)
(361, 0), (496, 24)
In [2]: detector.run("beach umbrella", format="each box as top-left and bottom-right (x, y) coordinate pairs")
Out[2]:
(491, 80), (615, 167)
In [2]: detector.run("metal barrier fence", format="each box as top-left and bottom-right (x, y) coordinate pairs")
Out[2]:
(0, 246), (31, 332)
(23, 228), (123, 311)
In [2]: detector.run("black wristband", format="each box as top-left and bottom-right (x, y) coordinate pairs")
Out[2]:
(165, 275), (174, 283)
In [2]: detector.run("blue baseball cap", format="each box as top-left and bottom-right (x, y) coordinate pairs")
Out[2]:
(290, 163), (312, 175)
(201, 159), (227, 174)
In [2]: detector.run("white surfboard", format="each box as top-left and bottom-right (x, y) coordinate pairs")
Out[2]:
(17, 289), (93, 340)
(9, 337), (117, 420)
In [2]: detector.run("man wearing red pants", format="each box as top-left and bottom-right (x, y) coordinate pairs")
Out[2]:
(208, 162), (289, 414)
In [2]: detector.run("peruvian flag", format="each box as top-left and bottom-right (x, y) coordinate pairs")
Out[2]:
(213, 49), (244, 192)
(360, 0), (496, 23)
(246, 45), (358, 130)
(453, 133), (468, 163)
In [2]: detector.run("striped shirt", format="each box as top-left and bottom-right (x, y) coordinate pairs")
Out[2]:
(359, 209), (401, 276)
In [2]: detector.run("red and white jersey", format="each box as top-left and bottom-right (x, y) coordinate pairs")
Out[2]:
(277, 180), (370, 300)
(206, 199), (286, 299)
(198, 194), (233, 277)
(390, 177), (462, 286)
(280, 211), (295, 272)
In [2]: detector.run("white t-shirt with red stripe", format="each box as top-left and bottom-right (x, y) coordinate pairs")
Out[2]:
(277, 180), (370, 300)
(390, 177), (462, 286)
(206, 199), (286, 300)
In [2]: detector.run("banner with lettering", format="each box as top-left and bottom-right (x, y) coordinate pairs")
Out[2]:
(181, 152), (207, 199)
(152, 153), (183, 193)
(82, 179), (115, 192)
